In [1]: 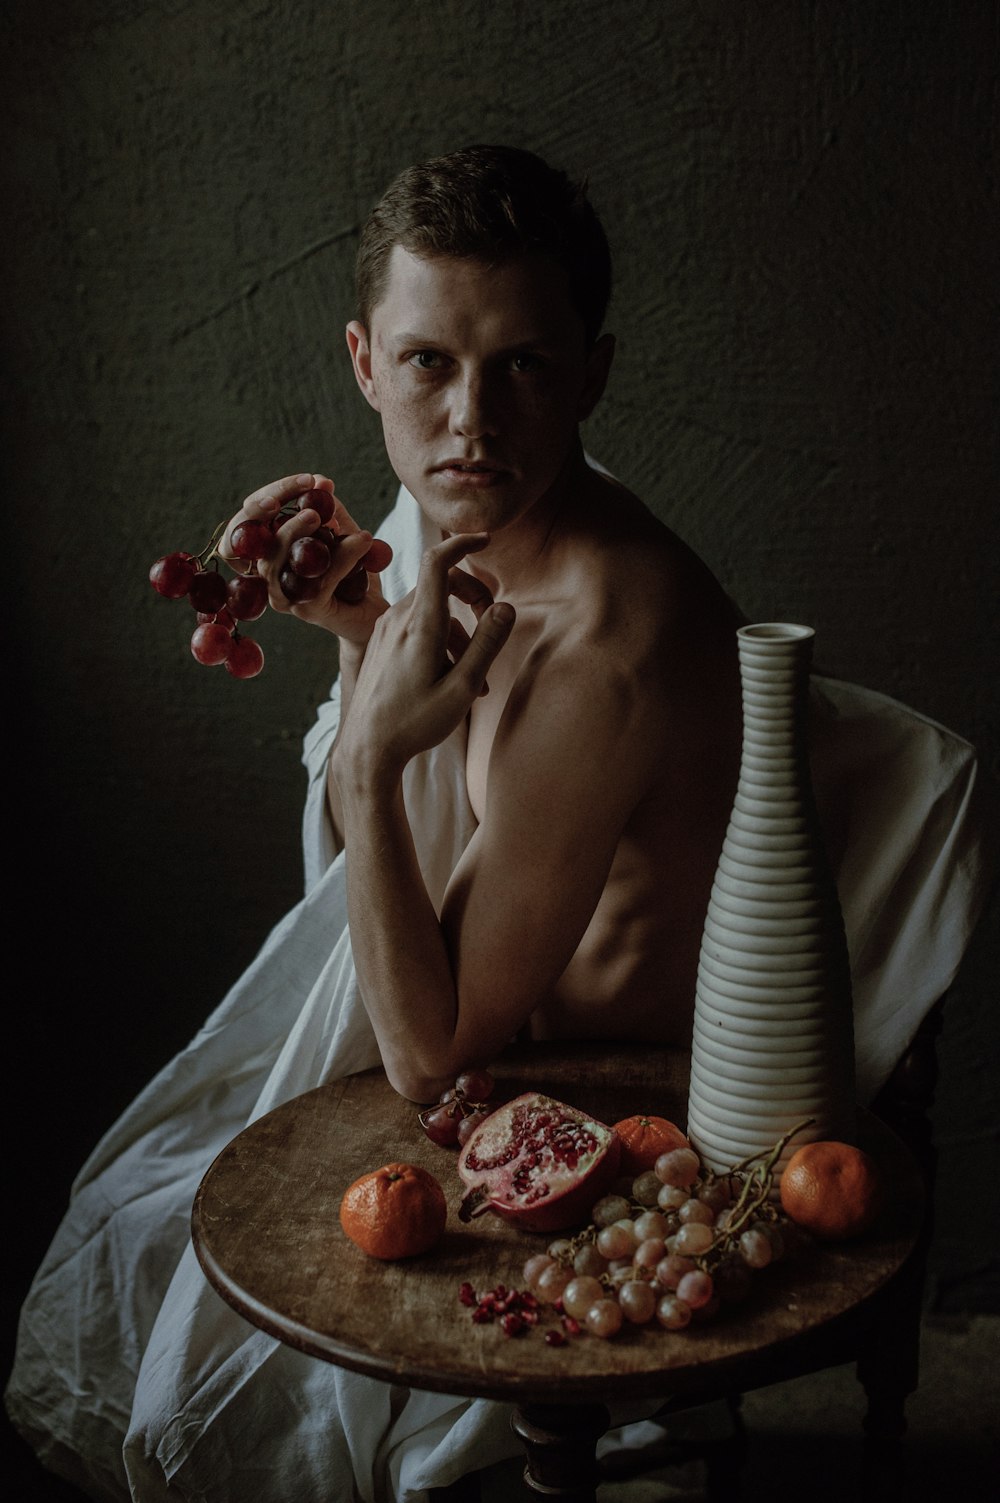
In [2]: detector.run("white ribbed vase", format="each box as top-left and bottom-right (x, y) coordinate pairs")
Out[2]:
(686, 624), (856, 1182)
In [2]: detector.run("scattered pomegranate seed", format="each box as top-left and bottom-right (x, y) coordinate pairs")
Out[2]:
(459, 1282), (553, 1338)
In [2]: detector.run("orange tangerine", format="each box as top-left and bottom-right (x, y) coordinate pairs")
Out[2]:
(340, 1162), (447, 1260)
(613, 1115), (689, 1176)
(780, 1140), (883, 1241)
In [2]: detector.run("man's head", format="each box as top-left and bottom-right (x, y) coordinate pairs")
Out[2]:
(347, 146), (615, 537)
(355, 145), (611, 348)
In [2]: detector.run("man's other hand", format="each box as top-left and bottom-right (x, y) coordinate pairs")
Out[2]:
(334, 533), (516, 782)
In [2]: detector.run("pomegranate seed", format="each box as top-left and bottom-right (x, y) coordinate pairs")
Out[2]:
(545, 1330), (568, 1347)
(562, 1315), (581, 1336)
(458, 1283), (477, 1307)
(502, 1313), (526, 1336)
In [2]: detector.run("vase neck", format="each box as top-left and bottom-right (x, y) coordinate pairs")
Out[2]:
(737, 628), (814, 763)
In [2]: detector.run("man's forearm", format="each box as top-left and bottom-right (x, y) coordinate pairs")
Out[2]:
(328, 532), (518, 1098)
(326, 639), (367, 848)
(338, 770), (464, 1102)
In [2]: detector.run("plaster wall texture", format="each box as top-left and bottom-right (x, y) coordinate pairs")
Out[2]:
(3, 2), (997, 1310)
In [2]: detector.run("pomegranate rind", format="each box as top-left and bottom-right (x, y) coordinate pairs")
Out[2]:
(457, 1091), (621, 1234)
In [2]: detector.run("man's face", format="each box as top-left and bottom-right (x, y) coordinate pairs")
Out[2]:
(347, 246), (611, 537)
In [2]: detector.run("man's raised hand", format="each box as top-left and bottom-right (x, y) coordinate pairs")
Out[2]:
(219, 473), (393, 646)
(334, 533), (516, 780)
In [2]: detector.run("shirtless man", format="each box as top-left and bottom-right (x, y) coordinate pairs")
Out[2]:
(223, 145), (742, 1102)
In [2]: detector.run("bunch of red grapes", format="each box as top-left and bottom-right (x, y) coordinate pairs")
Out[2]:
(148, 488), (391, 678)
(418, 1069), (497, 1149)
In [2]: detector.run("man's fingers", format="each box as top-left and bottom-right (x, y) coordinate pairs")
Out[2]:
(446, 616), (472, 664)
(448, 564), (494, 618)
(250, 506), (319, 602)
(260, 522), (374, 613)
(242, 473), (317, 520)
(220, 473), (317, 566)
(415, 533), (490, 607)
(324, 492), (369, 539)
(446, 616), (495, 696)
(449, 602), (516, 697)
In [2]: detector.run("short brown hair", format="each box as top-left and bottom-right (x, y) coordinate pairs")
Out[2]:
(356, 145), (612, 346)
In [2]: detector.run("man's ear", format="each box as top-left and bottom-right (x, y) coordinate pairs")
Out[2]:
(346, 320), (381, 411)
(577, 332), (615, 420)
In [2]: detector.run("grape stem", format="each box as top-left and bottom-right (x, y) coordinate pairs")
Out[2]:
(196, 518), (232, 568)
(728, 1118), (815, 1176)
(702, 1117), (816, 1257)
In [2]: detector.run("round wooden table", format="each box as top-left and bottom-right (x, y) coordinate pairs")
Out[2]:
(191, 1043), (925, 1501)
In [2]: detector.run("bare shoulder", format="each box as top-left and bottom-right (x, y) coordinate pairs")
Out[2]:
(485, 472), (741, 813)
(585, 470), (738, 633)
(550, 471), (740, 720)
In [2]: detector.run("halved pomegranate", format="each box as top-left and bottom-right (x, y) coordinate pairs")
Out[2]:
(457, 1091), (621, 1234)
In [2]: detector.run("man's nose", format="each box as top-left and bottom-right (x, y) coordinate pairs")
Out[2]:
(448, 370), (498, 439)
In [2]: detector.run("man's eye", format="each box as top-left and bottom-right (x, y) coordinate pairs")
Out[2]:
(409, 351), (442, 370)
(511, 353), (542, 373)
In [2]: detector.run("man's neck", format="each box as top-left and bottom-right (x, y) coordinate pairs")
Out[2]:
(458, 443), (597, 601)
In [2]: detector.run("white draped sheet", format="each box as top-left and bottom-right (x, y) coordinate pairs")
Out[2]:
(6, 483), (990, 1502)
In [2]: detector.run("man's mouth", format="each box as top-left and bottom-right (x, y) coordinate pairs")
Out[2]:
(433, 459), (509, 485)
(436, 460), (503, 472)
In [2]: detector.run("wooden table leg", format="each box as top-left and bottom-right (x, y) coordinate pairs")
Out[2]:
(856, 1203), (929, 1500)
(510, 1402), (610, 1501)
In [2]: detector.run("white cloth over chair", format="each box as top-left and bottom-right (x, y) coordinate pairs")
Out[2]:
(5, 482), (990, 1502)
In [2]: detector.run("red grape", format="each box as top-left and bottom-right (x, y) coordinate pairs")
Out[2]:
(188, 570), (229, 614)
(297, 488), (335, 524)
(456, 1110), (489, 1147)
(420, 1103), (462, 1147)
(190, 622), (234, 666)
(279, 568), (323, 603)
(150, 552), (196, 598)
(288, 536), (332, 579)
(455, 1069), (494, 1101)
(361, 538), (393, 573)
(225, 636), (264, 679)
(226, 575), (268, 621)
(229, 520), (278, 561)
(334, 565), (368, 604)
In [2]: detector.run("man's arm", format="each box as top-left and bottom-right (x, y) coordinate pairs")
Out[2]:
(333, 536), (659, 1101)
(217, 472), (395, 849)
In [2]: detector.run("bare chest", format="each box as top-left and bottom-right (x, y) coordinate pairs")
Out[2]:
(464, 650), (522, 823)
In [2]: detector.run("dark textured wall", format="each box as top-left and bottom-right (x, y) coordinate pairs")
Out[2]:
(4, 0), (997, 1323)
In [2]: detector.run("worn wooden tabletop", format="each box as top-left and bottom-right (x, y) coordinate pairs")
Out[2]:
(191, 1042), (923, 1408)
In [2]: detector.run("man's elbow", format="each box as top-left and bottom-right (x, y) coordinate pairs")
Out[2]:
(379, 1000), (509, 1104)
(384, 1061), (453, 1106)
(384, 1043), (490, 1105)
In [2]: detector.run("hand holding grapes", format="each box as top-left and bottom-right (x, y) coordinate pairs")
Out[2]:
(219, 473), (394, 647)
(149, 473), (396, 678)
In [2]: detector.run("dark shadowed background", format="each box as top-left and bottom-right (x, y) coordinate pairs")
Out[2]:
(3, 0), (997, 1434)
